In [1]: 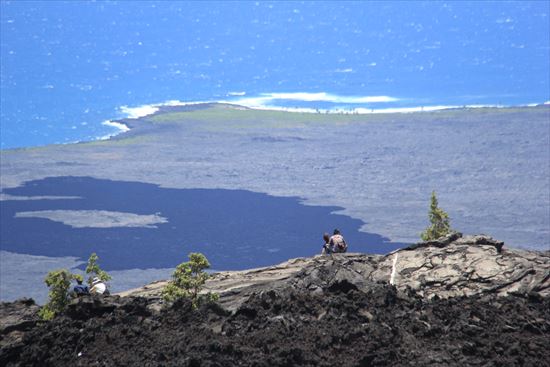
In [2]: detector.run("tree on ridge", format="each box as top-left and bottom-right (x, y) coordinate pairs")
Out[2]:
(421, 190), (453, 241)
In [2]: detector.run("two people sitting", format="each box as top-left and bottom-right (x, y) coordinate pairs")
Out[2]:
(72, 277), (109, 297)
(322, 229), (348, 255)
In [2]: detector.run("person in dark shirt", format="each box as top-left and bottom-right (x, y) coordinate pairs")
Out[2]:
(73, 278), (89, 296)
(321, 232), (332, 255)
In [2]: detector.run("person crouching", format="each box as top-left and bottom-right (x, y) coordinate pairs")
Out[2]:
(90, 277), (109, 295)
(330, 229), (348, 253)
(73, 278), (89, 297)
(321, 232), (332, 255)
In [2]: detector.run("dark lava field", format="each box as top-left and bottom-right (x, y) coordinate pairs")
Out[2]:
(2, 283), (548, 367)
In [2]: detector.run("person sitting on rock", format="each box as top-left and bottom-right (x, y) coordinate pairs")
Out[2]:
(321, 232), (332, 255)
(329, 229), (348, 253)
(73, 278), (89, 297)
(90, 277), (108, 295)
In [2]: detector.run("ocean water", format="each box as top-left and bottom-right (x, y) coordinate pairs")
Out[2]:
(1, 1), (548, 149)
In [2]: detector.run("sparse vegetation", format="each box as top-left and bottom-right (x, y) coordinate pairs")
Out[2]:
(421, 190), (453, 241)
(162, 252), (219, 308)
(39, 253), (111, 320)
(39, 269), (79, 320)
(146, 104), (371, 129)
(85, 252), (112, 287)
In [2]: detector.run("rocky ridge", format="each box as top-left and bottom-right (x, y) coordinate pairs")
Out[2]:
(120, 233), (549, 310)
(1, 233), (549, 366)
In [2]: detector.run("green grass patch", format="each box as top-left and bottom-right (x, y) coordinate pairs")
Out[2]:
(147, 104), (391, 130)
(148, 104), (549, 131)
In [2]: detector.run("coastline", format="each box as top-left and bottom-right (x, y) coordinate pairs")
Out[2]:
(89, 98), (550, 149)
(1, 97), (549, 151)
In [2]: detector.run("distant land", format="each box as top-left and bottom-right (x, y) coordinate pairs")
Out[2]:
(1, 103), (549, 302)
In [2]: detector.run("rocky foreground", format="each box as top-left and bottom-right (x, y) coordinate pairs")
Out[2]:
(1, 234), (549, 366)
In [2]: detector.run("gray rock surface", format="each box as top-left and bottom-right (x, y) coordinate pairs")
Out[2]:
(119, 233), (549, 311)
(0, 298), (40, 359)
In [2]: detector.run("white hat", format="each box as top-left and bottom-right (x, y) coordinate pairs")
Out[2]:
(92, 277), (101, 285)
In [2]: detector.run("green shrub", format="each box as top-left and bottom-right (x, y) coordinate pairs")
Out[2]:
(38, 305), (56, 321)
(39, 269), (78, 320)
(421, 190), (454, 241)
(85, 252), (111, 287)
(162, 252), (218, 308)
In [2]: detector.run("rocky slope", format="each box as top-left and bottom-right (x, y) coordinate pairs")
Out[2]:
(120, 233), (549, 310)
(1, 234), (549, 366)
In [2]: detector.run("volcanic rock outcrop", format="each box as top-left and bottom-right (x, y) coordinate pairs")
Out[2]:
(120, 233), (549, 310)
(1, 234), (549, 366)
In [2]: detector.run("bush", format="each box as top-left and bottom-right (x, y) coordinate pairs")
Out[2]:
(162, 252), (219, 308)
(420, 190), (454, 241)
(39, 269), (78, 320)
(38, 306), (56, 321)
(85, 252), (111, 287)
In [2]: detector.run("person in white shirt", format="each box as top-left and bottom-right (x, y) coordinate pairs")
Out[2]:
(329, 229), (348, 253)
(90, 277), (107, 295)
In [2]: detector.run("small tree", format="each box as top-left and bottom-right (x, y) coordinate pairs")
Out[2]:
(162, 252), (218, 308)
(85, 252), (111, 287)
(39, 269), (78, 320)
(421, 190), (453, 241)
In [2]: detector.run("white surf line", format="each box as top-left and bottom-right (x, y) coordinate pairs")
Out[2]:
(390, 252), (399, 286)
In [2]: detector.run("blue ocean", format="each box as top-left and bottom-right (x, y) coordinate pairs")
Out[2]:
(1, 1), (549, 149)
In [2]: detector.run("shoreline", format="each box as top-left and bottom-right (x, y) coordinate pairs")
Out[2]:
(79, 100), (550, 148)
(110, 98), (550, 122)
(1, 99), (549, 151)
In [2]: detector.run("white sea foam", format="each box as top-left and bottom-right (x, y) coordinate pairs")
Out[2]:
(96, 134), (115, 141)
(233, 101), (513, 115)
(236, 104), (322, 113)
(335, 68), (354, 73)
(97, 95), (547, 144)
(101, 100), (211, 140)
(230, 91), (459, 115)
(260, 92), (399, 104)
(102, 120), (130, 132)
(229, 92), (400, 112)
(99, 99), (219, 141)
(158, 99), (189, 106)
(119, 104), (159, 119)
(162, 100), (214, 107)
(97, 120), (131, 141)
(521, 101), (550, 107)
